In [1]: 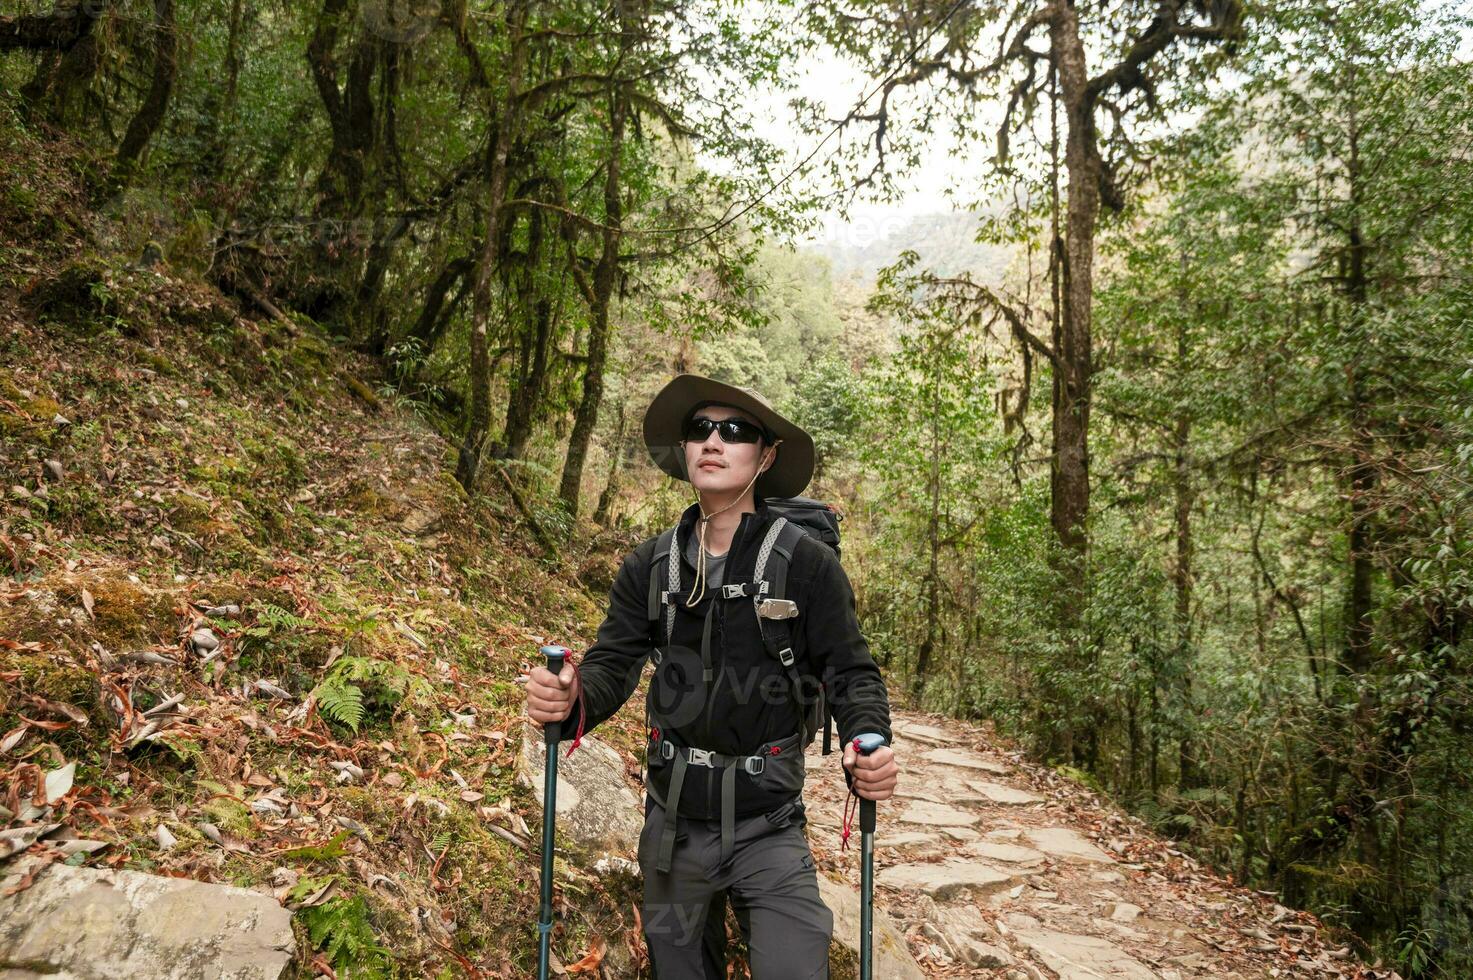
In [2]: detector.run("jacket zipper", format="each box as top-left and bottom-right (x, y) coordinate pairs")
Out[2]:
(706, 512), (749, 817)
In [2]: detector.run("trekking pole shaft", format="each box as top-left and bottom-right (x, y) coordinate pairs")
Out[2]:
(860, 819), (875, 980)
(537, 647), (568, 980)
(854, 733), (886, 980)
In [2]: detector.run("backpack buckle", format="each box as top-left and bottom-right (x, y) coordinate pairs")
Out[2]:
(686, 747), (715, 767)
(758, 599), (798, 620)
(779, 647), (795, 668)
(743, 756), (765, 776)
(722, 583), (747, 599)
(658, 741), (675, 760)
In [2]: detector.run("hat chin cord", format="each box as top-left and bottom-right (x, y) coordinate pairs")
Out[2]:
(685, 440), (781, 608)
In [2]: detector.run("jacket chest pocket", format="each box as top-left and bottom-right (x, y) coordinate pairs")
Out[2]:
(647, 643), (712, 731)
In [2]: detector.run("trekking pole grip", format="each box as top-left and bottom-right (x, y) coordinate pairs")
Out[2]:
(854, 733), (887, 833)
(542, 645), (569, 746)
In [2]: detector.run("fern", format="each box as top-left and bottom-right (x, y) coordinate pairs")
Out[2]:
(240, 601), (309, 639)
(312, 655), (423, 733)
(429, 829), (453, 853)
(287, 874), (337, 904)
(314, 675), (366, 732)
(333, 655), (409, 693)
(300, 896), (391, 979)
(260, 602), (307, 628)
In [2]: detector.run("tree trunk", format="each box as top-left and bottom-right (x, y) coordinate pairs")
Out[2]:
(1, 1), (106, 52)
(308, 0), (375, 219)
(912, 373), (941, 700)
(107, 0), (177, 191)
(1342, 253), (1375, 675)
(1173, 296), (1197, 791)
(557, 84), (627, 516)
(592, 399), (629, 526)
(455, 5), (527, 492)
(498, 209), (555, 459)
(410, 256), (474, 350)
(502, 296), (554, 459)
(195, 0), (245, 186)
(1036, 2), (1099, 762)
(21, 27), (100, 124)
(1050, 4), (1096, 581)
(305, 0), (382, 330)
(456, 122), (515, 492)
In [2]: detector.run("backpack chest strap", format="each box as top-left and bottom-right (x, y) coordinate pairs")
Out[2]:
(657, 580), (769, 606)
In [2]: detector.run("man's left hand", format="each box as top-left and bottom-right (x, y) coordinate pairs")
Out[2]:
(842, 741), (898, 801)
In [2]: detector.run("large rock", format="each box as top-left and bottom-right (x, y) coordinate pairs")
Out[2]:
(518, 719), (643, 855)
(1023, 827), (1116, 864)
(938, 826), (980, 842)
(815, 872), (926, 979)
(931, 907), (1015, 969)
(875, 831), (941, 849)
(964, 840), (1047, 866)
(963, 780), (1043, 806)
(892, 722), (954, 746)
(1013, 929), (1158, 979)
(896, 800), (979, 827)
(922, 748), (1010, 775)
(892, 780), (945, 803)
(878, 859), (1018, 900)
(0, 864), (295, 979)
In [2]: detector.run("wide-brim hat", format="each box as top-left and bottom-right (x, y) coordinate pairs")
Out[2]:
(643, 374), (815, 499)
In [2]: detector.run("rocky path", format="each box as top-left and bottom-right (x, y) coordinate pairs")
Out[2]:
(800, 712), (1383, 980)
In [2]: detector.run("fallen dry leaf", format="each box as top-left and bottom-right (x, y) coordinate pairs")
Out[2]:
(564, 937), (606, 975)
(44, 763), (75, 804)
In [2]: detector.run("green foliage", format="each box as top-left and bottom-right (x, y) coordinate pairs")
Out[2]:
(300, 896), (392, 979)
(853, 253), (1019, 704)
(238, 603), (307, 637)
(1393, 926), (1435, 977)
(287, 875), (338, 905)
(1056, 765), (1104, 796)
(312, 656), (418, 734)
(790, 354), (865, 481)
(314, 675), (367, 731)
(281, 831), (353, 862)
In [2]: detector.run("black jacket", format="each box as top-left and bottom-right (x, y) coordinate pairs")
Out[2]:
(560, 496), (893, 820)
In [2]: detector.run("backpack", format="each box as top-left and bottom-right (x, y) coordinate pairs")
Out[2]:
(647, 495), (844, 755)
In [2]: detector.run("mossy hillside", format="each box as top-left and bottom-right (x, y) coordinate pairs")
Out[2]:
(1, 142), (649, 978)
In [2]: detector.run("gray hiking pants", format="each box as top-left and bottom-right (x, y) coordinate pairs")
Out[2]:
(639, 793), (833, 979)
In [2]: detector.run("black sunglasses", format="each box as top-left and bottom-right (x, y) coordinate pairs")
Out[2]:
(681, 415), (769, 445)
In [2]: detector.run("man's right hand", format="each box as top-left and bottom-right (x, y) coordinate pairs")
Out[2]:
(526, 662), (581, 724)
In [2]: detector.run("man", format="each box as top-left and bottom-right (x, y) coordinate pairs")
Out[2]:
(526, 374), (898, 979)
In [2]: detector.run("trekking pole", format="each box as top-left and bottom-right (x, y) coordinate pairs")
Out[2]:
(537, 645), (569, 980)
(853, 732), (887, 980)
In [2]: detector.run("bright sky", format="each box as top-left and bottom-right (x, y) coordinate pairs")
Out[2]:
(741, 42), (993, 249)
(717, 3), (1473, 253)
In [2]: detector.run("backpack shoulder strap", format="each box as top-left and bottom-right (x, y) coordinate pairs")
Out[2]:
(769, 521), (806, 600)
(753, 519), (828, 746)
(646, 527), (679, 653)
(775, 526), (835, 752)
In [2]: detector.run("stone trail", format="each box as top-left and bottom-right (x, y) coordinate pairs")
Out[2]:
(798, 712), (1369, 979)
